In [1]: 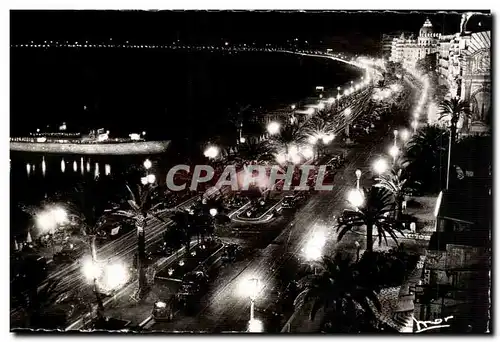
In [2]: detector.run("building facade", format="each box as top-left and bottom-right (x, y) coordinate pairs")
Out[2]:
(436, 30), (491, 133)
(389, 19), (441, 69)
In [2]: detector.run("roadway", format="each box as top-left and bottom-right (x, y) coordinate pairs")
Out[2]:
(146, 116), (403, 332)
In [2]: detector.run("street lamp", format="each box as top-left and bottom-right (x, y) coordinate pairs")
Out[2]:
(373, 158), (389, 176)
(308, 135), (318, 145)
(209, 208), (218, 217)
(248, 318), (263, 333)
(348, 189), (364, 208)
(204, 145), (220, 159)
(36, 206), (68, 234)
(355, 169), (362, 190)
(400, 129), (410, 142)
(389, 145), (400, 164)
(291, 104), (296, 110)
(411, 120), (418, 132)
(267, 121), (280, 135)
(143, 159), (152, 170)
(337, 86), (341, 97)
(344, 108), (352, 143)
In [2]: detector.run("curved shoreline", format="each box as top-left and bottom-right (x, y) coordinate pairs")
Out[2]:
(10, 140), (170, 155)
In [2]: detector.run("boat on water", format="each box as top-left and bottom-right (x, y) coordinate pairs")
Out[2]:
(10, 128), (170, 155)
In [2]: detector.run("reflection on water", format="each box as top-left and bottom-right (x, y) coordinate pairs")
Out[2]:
(42, 156), (46, 176)
(22, 156), (112, 178)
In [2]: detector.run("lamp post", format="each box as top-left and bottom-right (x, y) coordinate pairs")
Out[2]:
(400, 129), (410, 143)
(303, 232), (326, 275)
(389, 145), (399, 164)
(348, 188), (364, 210)
(204, 145), (220, 160)
(137, 173), (155, 296)
(373, 158), (389, 176)
(344, 108), (352, 145)
(267, 121), (280, 136)
(355, 169), (362, 190)
(242, 278), (263, 332)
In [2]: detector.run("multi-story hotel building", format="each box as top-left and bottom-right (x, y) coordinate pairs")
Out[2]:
(389, 19), (441, 69)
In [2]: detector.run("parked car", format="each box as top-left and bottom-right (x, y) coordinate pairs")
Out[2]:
(152, 296), (177, 322)
(177, 271), (209, 298)
(53, 249), (79, 265)
(281, 196), (296, 209)
(221, 243), (243, 263)
(176, 271), (209, 313)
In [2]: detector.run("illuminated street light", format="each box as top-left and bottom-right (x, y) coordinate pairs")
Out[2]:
(146, 174), (156, 184)
(240, 137), (246, 143)
(321, 134), (335, 145)
(291, 104), (296, 110)
(373, 158), (389, 175)
(303, 231), (326, 262)
(276, 153), (286, 164)
(143, 159), (152, 170)
(389, 145), (400, 163)
(411, 120), (419, 132)
(36, 206), (68, 234)
(301, 146), (314, 160)
(348, 189), (364, 208)
(204, 145), (220, 159)
(267, 121), (280, 135)
(82, 256), (102, 283)
(209, 208), (218, 217)
(248, 319), (263, 333)
(101, 262), (130, 292)
(317, 102), (325, 110)
(400, 129), (410, 142)
(355, 169), (362, 190)
(308, 135), (318, 145)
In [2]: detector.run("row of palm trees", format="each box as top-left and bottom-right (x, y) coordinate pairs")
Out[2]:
(292, 95), (476, 333)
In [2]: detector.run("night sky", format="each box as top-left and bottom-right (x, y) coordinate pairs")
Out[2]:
(11, 10), (482, 49)
(9, 10), (491, 139)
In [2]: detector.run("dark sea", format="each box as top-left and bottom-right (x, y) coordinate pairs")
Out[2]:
(10, 48), (362, 234)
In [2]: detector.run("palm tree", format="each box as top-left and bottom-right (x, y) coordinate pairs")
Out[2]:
(374, 168), (408, 220)
(439, 98), (472, 188)
(439, 97), (472, 143)
(406, 124), (448, 192)
(293, 254), (381, 332)
(232, 137), (276, 164)
(106, 183), (167, 298)
(337, 187), (404, 252)
(271, 122), (307, 157)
